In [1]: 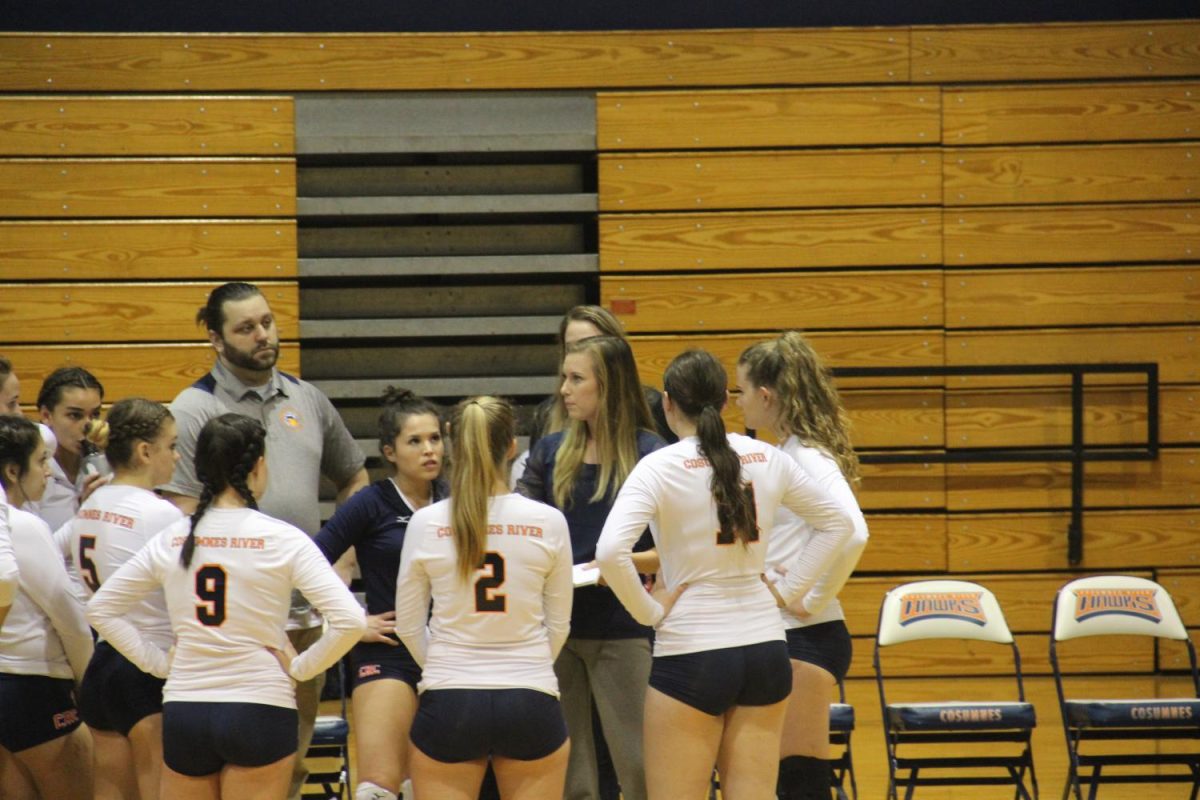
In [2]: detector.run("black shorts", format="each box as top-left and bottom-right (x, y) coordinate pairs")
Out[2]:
(79, 641), (165, 735)
(410, 688), (567, 763)
(785, 620), (854, 682)
(162, 701), (298, 776)
(649, 640), (792, 716)
(349, 638), (421, 692)
(0, 673), (82, 752)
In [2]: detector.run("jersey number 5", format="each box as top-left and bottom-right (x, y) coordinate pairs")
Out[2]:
(78, 535), (100, 592)
(474, 552), (506, 613)
(195, 564), (228, 626)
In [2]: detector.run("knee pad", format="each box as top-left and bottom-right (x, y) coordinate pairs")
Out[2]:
(355, 781), (398, 800)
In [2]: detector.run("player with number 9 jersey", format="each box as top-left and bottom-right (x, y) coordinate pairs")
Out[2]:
(88, 413), (365, 798)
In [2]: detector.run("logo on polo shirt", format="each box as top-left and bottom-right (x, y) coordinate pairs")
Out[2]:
(899, 591), (987, 627)
(1073, 588), (1162, 624)
(279, 407), (304, 430)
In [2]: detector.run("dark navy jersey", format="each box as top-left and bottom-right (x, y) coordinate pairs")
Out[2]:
(315, 478), (444, 616)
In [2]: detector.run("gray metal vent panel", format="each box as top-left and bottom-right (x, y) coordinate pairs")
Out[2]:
(301, 315), (562, 339)
(313, 376), (558, 400)
(295, 92), (596, 154)
(299, 254), (597, 277)
(298, 193), (597, 216)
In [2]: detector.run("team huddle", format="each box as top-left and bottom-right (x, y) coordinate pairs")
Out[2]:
(0, 284), (868, 800)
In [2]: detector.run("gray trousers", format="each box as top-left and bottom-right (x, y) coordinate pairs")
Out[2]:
(286, 625), (327, 800)
(555, 636), (651, 800)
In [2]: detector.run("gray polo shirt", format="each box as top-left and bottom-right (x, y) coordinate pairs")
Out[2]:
(165, 360), (364, 627)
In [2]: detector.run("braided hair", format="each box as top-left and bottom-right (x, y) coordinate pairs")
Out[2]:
(181, 413), (266, 568)
(663, 350), (757, 547)
(103, 398), (173, 471)
(36, 366), (104, 412)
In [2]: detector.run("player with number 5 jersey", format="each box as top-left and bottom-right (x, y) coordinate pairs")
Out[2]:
(88, 413), (365, 800)
(394, 396), (573, 800)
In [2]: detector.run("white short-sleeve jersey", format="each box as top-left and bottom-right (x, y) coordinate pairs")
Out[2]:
(0, 485), (18, 608)
(87, 507), (366, 708)
(394, 493), (573, 697)
(765, 438), (869, 630)
(0, 508), (93, 681)
(67, 484), (183, 651)
(595, 433), (854, 657)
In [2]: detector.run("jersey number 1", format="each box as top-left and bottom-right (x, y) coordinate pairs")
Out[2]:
(195, 564), (227, 626)
(715, 483), (760, 545)
(474, 552), (506, 613)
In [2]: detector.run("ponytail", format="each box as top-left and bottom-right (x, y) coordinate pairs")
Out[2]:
(664, 350), (757, 546)
(448, 397), (514, 582)
(182, 413), (265, 568)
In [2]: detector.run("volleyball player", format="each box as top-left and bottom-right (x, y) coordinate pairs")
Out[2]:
(737, 333), (869, 800)
(87, 413), (366, 800)
(33, 366), (108, 530)
(394, 396), (574, 800)
(66, 398), (184, 800)
(517, 335), (664, 800)
(0, 415), (95, 800)
(315, 388), (445, 800)
(595, 349), (855, 800)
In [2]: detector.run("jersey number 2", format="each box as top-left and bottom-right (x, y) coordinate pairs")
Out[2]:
(474, 552), (506, 613)
(195, 564), (227, 626)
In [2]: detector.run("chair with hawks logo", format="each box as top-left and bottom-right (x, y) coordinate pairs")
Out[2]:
(1051, 575), (1200, 800)
(874, 579), (1038, 800)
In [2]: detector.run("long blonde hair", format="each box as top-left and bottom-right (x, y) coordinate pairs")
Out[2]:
(552, 336), (655, 509)
(738, 331), (860, 485)
(547, 305), (628, 435)
(448, 396), (515, 582)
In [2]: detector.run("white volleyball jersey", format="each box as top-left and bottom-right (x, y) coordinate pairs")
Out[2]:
(88, 507), (366, 708)
(0, 508), (93, 681)
(394, 493), (573, 696)
(67, 484), (183, 651)
(0, 485), (17, 607)
(765, 438), (869, 630)
(596, 433), (854, 657)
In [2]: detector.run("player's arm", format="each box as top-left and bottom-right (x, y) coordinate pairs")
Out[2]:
(393, 511), (433, 666)
(596, 466), (665, 627)
(87, 535), (170, 678)
(543, 512), (574, 659)
(287, 537), (367, 682)
(774, 458), (855, 609)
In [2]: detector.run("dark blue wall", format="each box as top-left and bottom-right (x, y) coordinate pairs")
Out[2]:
(3, 0), (1196, 32)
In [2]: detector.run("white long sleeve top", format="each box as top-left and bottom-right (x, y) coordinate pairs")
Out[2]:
(394, 494), (573, 697)
(0, 485), (18, 608)
(765, 438), (869, 629)
(87, 507), (365, 708)
(0, 507), (93, 681)
(595, 433), (854, 657)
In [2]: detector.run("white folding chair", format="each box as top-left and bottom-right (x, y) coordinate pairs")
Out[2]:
(1052, 575), (1200, 800)
(875, 579), (1038, 800)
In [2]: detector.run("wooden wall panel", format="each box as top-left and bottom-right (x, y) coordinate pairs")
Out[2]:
(0, 220), (297, 280)
(946, 327), (1200, 386)
(1159, 569), (1200, 625)
(598, 149), (941, 211)
(948, 510), (1200, 571)
(856, 514), (947, 572)
(0, 96), (295, 155)
(0, 158), (295, 217)
(913, 20), (1200, 82)
(946, 266), (1200, 328)
(0, 31), (910, 92)
(0, 282), (299, 343)
(943, 81), (1200, 145)
(628, 331), (946, 390)
(597, 87), (938, 149)
(945, 203), (1200, 266)
(599, 209), (941, 272)
(944, 143), (1200, 206)
(946, 385), (1198, 449)
(5, 343), (302, 402)
(843, 389), (944, 449)
(602, 271), (943, 332)
(946, 449), (1200, 511)
(858, 460), (944, 511)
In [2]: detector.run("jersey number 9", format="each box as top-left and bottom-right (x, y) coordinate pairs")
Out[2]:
(195, 564), (228, 626)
